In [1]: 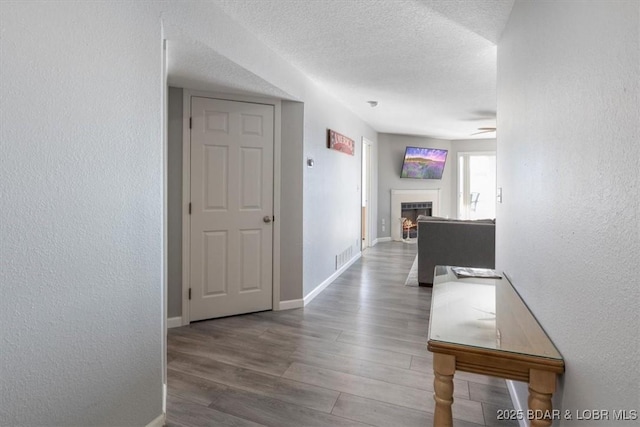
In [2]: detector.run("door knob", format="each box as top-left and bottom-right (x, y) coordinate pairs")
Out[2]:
(263, 216), (272, 223)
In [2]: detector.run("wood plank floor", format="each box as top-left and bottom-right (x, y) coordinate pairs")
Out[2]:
(167, 242), (517, 427)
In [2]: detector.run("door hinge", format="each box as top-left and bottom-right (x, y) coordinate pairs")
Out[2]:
(188, 288), (191, 300)
(189, 117), (192, 129)
(188, 202), (192, 215)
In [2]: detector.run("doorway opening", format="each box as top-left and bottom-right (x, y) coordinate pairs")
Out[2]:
(458, 152), (496, 220)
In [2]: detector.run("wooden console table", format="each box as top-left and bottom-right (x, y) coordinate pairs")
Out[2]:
(427, 266), (564, 427)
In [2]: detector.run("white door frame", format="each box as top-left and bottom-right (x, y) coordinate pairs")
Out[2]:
(161, 38), (168, 418)
(181, 89), (282, 326)
(361, 137), (373, 250)
(456, 150), (496, 220)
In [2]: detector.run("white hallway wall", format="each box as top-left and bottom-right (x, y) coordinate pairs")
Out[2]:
(1, 1), (377, 423)
(0, 2), (163, 426)
(497, 1), (639, 424)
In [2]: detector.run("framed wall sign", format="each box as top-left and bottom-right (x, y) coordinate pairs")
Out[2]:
(327, 129), (355, 156)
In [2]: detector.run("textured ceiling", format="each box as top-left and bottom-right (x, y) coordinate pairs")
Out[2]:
(169, 0), (514, 139)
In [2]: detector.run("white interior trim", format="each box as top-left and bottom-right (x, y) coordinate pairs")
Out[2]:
(278, 299), (304, 310)
(161, 37), (169, 414)
(162, 383), (167, 415)
(373, 237), (392, 246)
(303, 252), (362, 306)
(361, 137), (374, 250)
(506, 380), (528, 427)
(181, 89), (282, 326)
(390, 189), (440, 241)
(167, 317), (183, 329)
(145, 414), (166, 427)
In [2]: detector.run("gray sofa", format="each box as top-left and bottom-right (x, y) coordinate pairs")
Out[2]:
(417, 217), (495, 286)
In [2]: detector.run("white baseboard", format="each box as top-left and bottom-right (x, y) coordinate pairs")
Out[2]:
(167, 316), (183, 329)
(162, 383), (167, 413)
(277, 298), (304, 310)
(170, 253), (362, 317)
(146, 413), (165, 427)
(506, 380), (528, 427)
(373, 237), (391, 246)
(303, 252), (362, 306)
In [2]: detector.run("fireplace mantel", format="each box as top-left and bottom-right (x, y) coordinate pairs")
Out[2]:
(391, 189), (440, 241)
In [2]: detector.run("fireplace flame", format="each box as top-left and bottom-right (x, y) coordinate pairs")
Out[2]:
(403, 219), (416, 229)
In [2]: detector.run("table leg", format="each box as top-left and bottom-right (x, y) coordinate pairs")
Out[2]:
(528, 369), (557, 427)
(433, 353), (456, 427)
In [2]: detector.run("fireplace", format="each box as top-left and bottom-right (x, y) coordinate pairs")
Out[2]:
(401, 202), (432, 239)
(391, 189), (440, 241)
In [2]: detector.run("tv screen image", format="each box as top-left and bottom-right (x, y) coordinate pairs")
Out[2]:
(400, 146), (448, 179)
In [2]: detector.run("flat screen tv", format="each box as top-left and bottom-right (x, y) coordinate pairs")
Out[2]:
(400, 146), (448, 179)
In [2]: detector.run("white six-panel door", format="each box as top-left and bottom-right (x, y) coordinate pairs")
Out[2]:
(189, 97), (274, 321)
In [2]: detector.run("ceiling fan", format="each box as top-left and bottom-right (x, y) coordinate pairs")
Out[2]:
(471, 127), (496, 135)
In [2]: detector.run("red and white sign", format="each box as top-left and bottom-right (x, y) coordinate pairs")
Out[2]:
(327, 129), (354, 156)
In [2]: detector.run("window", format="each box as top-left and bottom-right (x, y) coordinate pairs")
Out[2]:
(458, 152), (496, 220)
